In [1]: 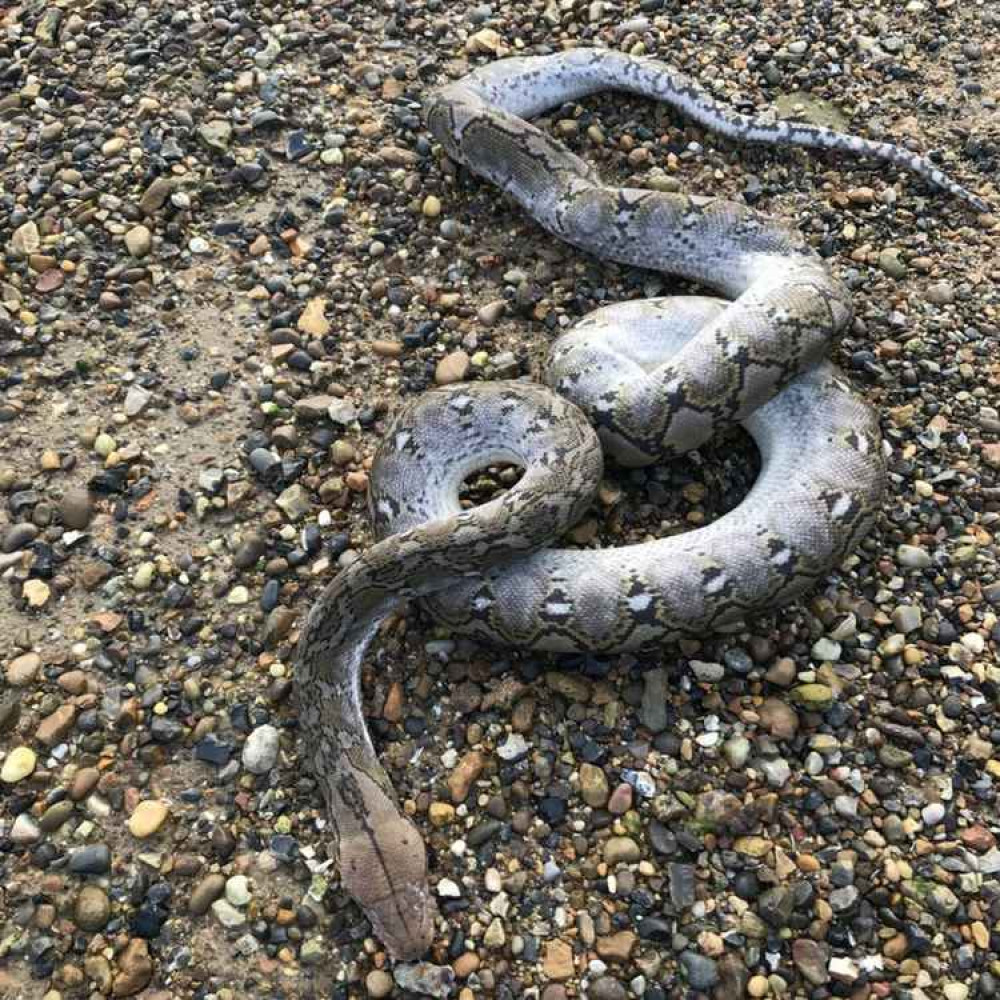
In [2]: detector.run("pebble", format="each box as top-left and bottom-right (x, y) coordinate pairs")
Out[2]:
(366, 970), (394, 998)
(128, 800), (169, 838)
(124, 225), (152, 258)
(604, 837), (641, 864)
(75, 886), (112, 931)
(242, 724), (280, 774)
(680, 953), (718, 990)
(0, 4), (993, 997)
(435, 350), (471, 384)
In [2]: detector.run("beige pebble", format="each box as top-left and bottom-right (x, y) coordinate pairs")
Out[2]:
(1, 747), (37, 784)
(435, 350), (470, 385)
(7, 651), (42, 685)
(128, 800), (169, 838)
(422, 195), (442, 218)
(23, 579), (51, 608)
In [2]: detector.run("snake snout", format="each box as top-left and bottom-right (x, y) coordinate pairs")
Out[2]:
(339, 816), (438, 960)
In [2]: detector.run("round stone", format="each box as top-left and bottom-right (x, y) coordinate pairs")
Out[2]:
(366, 970), (394, 998)
(75, 886), (111, 931)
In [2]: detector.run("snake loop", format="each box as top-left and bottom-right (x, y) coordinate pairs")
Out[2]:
(295, 49), (983, 959)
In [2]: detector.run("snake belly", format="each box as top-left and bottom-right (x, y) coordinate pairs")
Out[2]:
(295, 48), (983, 960)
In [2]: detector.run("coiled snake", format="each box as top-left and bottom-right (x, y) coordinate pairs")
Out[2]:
(294, 49), (985, 959)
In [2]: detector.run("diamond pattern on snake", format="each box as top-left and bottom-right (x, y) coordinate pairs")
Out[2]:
(293, 48), (986, 959)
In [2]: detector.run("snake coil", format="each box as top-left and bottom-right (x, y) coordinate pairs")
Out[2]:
(295, 49), (984, 959)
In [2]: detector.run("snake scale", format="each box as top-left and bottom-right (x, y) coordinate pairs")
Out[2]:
(294, 48), (984, 959)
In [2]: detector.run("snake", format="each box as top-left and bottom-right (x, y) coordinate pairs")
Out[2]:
(293, 48), (985, 960)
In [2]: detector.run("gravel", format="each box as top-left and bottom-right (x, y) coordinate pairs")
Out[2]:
(1, 0), (998, 997)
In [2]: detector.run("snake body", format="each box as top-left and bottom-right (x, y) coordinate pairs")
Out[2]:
(294, 49), (983, 959)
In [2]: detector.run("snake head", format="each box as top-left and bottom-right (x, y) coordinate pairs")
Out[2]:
(339, 815), (438, 961)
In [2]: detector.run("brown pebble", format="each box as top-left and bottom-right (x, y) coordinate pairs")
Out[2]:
(372, 339), (403, 357)
(595, 930), (637, 962)
(112, 939), (152, 997)
(759, 698), (799, 740)
(453, 952), (480, 978)
(542, 939), (574, 980)
(69, 767), (101, 801)
(57, 670), (89, 695)
(75, 885), (111, 931)
(447, 750), (486, 803)
(382, 681), (404, 723)
(188, 873), (227, 916)
(435, 350), (470, 385)
(36, 704), (77, 746)
(6, 652), (41, 686)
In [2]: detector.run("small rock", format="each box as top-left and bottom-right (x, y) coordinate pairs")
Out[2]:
(604, 837), (641, 864)
(435, 350), (470, 385)
(276, 484), (312, 521)
(75, 886), (112, 931)
(792, 939), (830, 985)
(128, 800), (169, 838)
(60, 487), (95, 528)
(23, 579), (52, 608)
(1, 746), (36, 783)
(112, 939), (152, 997)
(579, 762), (610, 807)
(124, 225), (152, 258)
(679, 952), (718, 990)
(243, 724), (280, 774)
(543, 939), (574, 980)
(447, 750), (485, 802)
(366, 970), (394, 998)
(297, 297), (331, 337)
(189, 874), (226, 916)
(393, 962), (455, 998)
(759, 698), (799, 740)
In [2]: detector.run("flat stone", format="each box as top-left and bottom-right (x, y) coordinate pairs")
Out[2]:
(198, 119), (232, 151)
(10, 220), (40, 257)
(640, 667), (669, 731)
(759, 698), (799, 740)
(579, 763), (610, 807)
(6, 652), (41, 685)
(543, 939), (574, 980)
(60, 487), (95, 529)
(226, 874), (252, 907)
(139, 177), (173, 214)
(11, 813), (41, 844)
(128, 800), (169, 838)
(70, 844), (112, 874)
(23, 579), (51, 608)
(679, 953), (718, 990)
(1, 746), (36, 783)
(792, 939), (830, 985)
(392, 962), (455, 998)
(791, 684), (834, 710)
(211, 898), (246, 928)
(297, 297), (331, 337)
(366, 970), (394, 998)
(124, 385), (152, 417)
(604, 837), (641, 864)
(36, 703), (76, 746)
(595, 931), (636, 962)
(275, 484), (312, 520)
